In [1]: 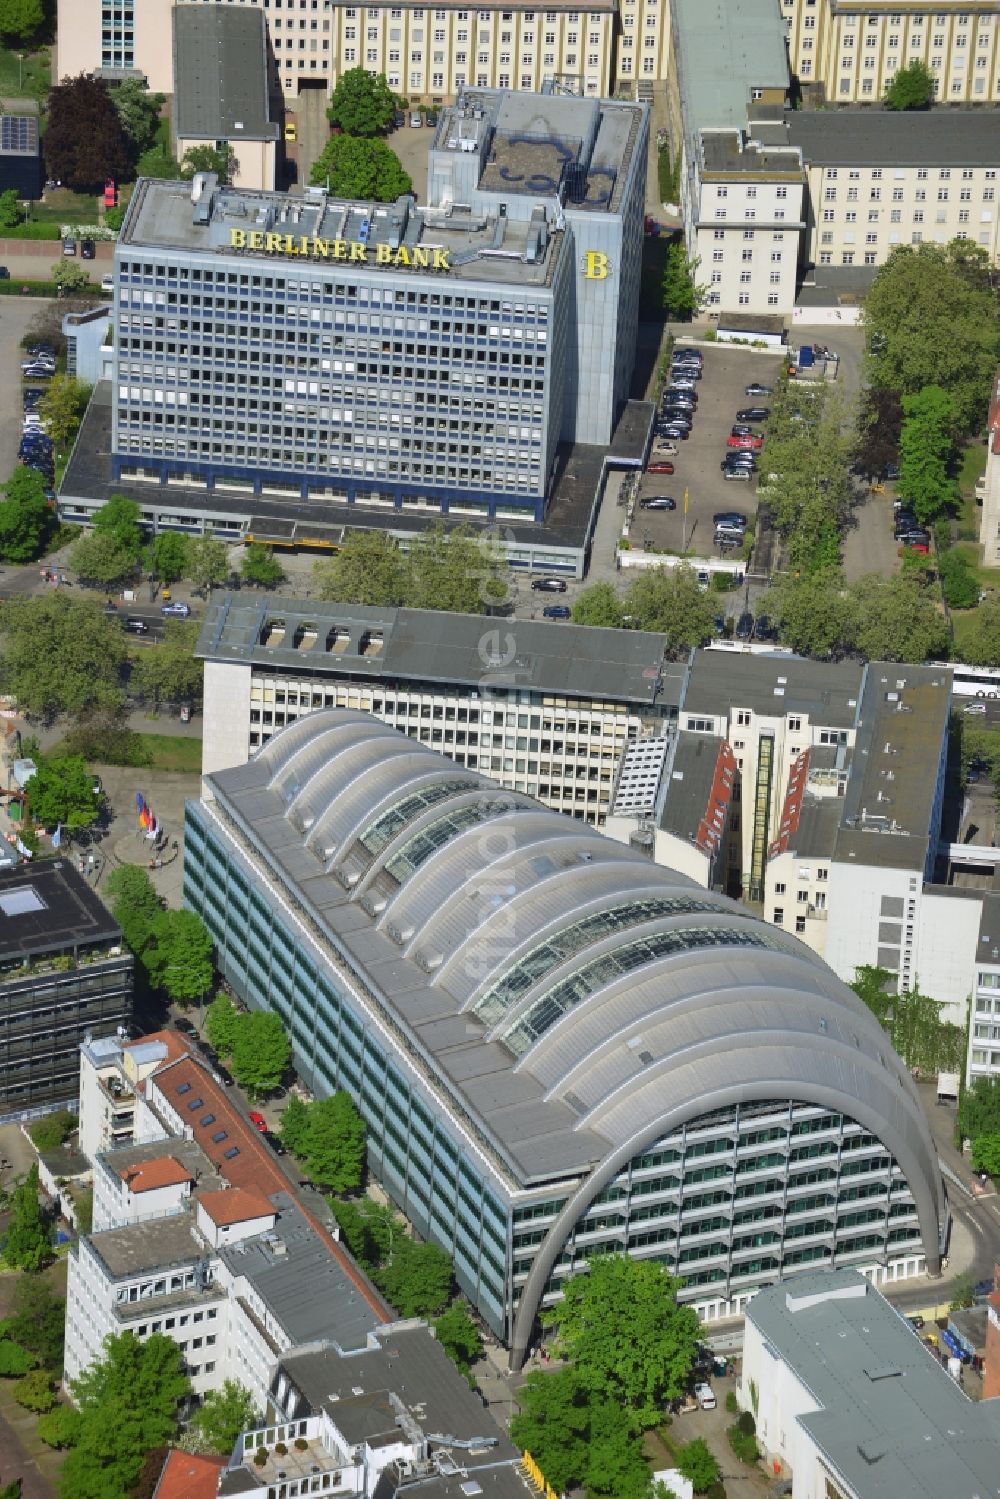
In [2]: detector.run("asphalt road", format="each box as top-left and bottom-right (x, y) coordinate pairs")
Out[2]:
(0, 296), (51, 484)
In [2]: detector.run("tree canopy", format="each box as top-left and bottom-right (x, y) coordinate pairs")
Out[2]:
(312, 524), (509, 613)
(570, 582), (625, 629)
(205, 994), (243, 1058)
(130, 620), (203, 707)
(45, 75), (134, 193)
(151, 531), (188, 584)
(296, 1091), (367, 1192)
(94, 494), (143, 556)
(0, 467), (55, 564)
(854, 388), (903, 480)
(25, 754), (102, 832)
(61, 1332), (190, 1499)
(897, 384), (957, 524)
(185, 534), (229, 594)
(328, 1195), (397, 1269)
(144, 909), (215, 1005)
(543, 1256), (700, 1428)
(0, 1276), (65, 1373)
(241, 543), (285, 589)
(38, 375), (89, 455)
(958, 1076), (1000, 1144)
(861, 241), (1000, 432)
(510, 1370), (651, 1499)
(229, 1011), (291, 1099)
(3, 1166), (50, 1272)
(181, 145), (238, 183)
(309, 135), (411, 201)
(763, 567), (949, 662)
(958, 592), (1000, 667)
(191, 1381), (259, 1455)
(0, 595), (126, 719)
(661, 245), (707, 319)
(68, 529), (141, 590)
(111, 79), (164, 155)
(622, 565), (716, 649)
(0, 0), (43, 47)
(884, 59), (934, 110)
(433, 1302), (483, 1375)
(326, 67), (398, 135)
(105, 866), (163, 956)
(376, 1237), (454, 1317)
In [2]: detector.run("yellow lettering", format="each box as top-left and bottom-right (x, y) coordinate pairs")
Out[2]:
(332, 240), (348, 260)
(350, 241), (368, 262)
(394, 247), (411, 267)
(264, 233), (283, 253)
(230, 229), (247, 249)
(376, 243), (393, 264)
(299, 236), (310, 255)
(311, 236), (330, 258)
(282, 234), (298, 254)
(413, 246), (430, 268)
(432, 248), (451, 271)
(583, 249), (610, 281)
(248, 231), (264, 250)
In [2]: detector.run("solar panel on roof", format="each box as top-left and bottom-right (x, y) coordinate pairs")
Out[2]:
(0, 116), (35, 153)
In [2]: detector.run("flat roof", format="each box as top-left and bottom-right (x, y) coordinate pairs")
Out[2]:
(747, 1270), (1000, 1499)
(196, 595), (684, 711)
(0, 858), (121, 962)
(684, 650), (864, 727)
(787, 109), (1000, 168)
(658, 731), (731, 844)
(671, 0), (789, 139)
(172, 6), (276, 143)
(89, 1211), (205, 1279)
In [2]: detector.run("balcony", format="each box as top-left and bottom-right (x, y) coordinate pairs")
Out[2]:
(237, 1419), (354, 1495)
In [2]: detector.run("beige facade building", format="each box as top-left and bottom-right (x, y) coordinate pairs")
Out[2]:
(784, 0), (1000, 105)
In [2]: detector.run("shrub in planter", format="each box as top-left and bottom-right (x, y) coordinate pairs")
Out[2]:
(706, 1484), (727, 1499)
(254, 1447), (268, 1466)
(737, 1410), (756, 1437)
(274, 1443), (288, 1456)
(294, 1438), (308, 1451)
(727, 1423), (759, 1465)
(725, 1390), (738, 1414)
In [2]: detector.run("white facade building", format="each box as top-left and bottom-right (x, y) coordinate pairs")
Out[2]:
(979, 365), (1000, 566)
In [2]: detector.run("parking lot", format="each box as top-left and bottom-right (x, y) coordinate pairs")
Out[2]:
(635, 342), (786, 557)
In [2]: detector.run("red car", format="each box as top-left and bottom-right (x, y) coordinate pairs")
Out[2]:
(726, 434), (763, 450)
(104, 177), (117, 209)
(248, 1110), (268, 1132)
(648, 460), (675, 474)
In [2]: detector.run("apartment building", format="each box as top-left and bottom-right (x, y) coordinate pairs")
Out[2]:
(196, 595), (684, 824)
(967, 890), (1000, 1088)
(172, 6), (279, 193)
(783, 0), (1000, 105)
(787, 110), (1000, 269)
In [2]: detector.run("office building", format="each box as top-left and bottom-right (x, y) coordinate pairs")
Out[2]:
(0, 861), (133, 1122)
(172, 6), (279, 193)
(742, 1270), (1000, 1498)
(66, 1031), (390, 1404)
(219, 1331), (529, 1498)
(196, 595), (685, 824)
(967, 890), (1000, 1089)
(185, 709), (946, 1363)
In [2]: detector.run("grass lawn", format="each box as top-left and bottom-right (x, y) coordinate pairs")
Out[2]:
(952, 540), (999, 591)
(28, 189), (100, 227)
(0, 45), (51, 101)
(955, 440), (988, 540)
(131, 732), (203, 774)
(951, 609), (979, 660)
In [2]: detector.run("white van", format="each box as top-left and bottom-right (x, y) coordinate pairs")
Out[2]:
(694, 1383), (716, 1410)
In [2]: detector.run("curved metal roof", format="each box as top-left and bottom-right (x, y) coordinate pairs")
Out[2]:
(231, 712), (946, 1313)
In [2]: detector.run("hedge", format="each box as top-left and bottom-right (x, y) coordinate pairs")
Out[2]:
(0, 280), (63, 296)
(0, 223), (61, 240)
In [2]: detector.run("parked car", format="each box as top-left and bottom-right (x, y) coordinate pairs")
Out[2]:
(393, 110), (405, 127)
(722, 456), (757, 472)
(174, 1016), (196, 1034)
(0, 266), (8, 280)
(640, 496), (677, 510)
(248, 1110), (268, 1132)
(161, 601), (191, 617)
(727, 434), (763, 450)
(531, 577), (567, 592)
(735, 611), (754, 640)
(284, 120), (297, 142)
(657, 426), (690, 440)
(694, 1383), (717, 1411)
(62, 237), (76, 256)
(963, 702), (988, 715)
(736, 407), (770, 422)
(745, 382), (772, 397)
(896, 528), (930, 546)
(264, 1130), (287, 1156)
(542, 604), (571, 619)
(722, 466), (752, 481)
(101, 274), (114, 292)
(883, 462), (901, 481)
(755, 614), (777, 641)
(731, 425), (759, 438)
(21, 364), (54, 380)
(124, 617), (149, 635)
(409, 110), (422, 126)
(714, 512), (747, 528)
(647, 460), (675, 474)
(81, 238), (96, 259)
(651, 442), (678, 458)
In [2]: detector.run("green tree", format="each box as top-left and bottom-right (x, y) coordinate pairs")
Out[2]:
(205, 994), (242, 1058)
(543, 1256), (700, 1427)
(958, 593), (1000, 667)
(971, 1132), (1000, 1178)
(958, 1076), (1000, 1142)
(0, 1342), (36, 1376)
(405, 523), (509, 613)
(884, 59), (935, 110)
(185, 534), (229, 594)
(897, 384), (957, 524)
(145, 908), (214, 1005)
(433, 1302), (483, 1374)
(38, 375), (89, 454)
(130, 620), (203, 707)
(300, 1091), (367, 1191)
(14, 1369), (57, 1414)
(152, 531), (189, 585)
(309, 134), (411, 200)
(241, 543), (285, 589)
(661, 243), (707, 320)
(584, 1401), (652, 1499)
(571, 583), (625, 628)
(229, 1011), (291, 1100)
(509, 1369), (590, 1494)
(623, 565), (716, 650)
(850, 571), (949, 662)
(181, 144), (238, 184)
(50, 261), (94, 294)
(25, 755), (102, 831)
(191, 1380), (259, 1455)
(939, 548), (980, 610)
(68, 528), (140, 590)
(279, 1093), (311, 1156)
(328, 1195), (397, 1269)
(862, 241), (1000, 433)
(763, 569), (857, 658)
(37, 1406), (84, 1450)
(0, 187), (21, 229)
(0, 1268), (65, 1372)
(326, 67), (398, 135)
(104, 205), (124, 231)
(950, 1272), (975, 1312)
(105, 866), (162, 955)
(0, 0), (43, 46)
(137, 142), (183, 180)
(312, 530), (408, 605)
(111, 79), (164, 155)
(0, 467), (55, 564)
(28, 1109), (76, 1154)
(3, 1165), (50, 1272)
(93, 494), (143, 555)
(0, 1479), (21, 1499)
(676, 1437), (721, 1494)
(377, 1238), (453, 1316)
(61, 1331), (190, 1499)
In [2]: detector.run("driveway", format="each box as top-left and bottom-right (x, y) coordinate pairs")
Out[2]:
(633, 343), (784, 561)
(843, 477), (901, 583)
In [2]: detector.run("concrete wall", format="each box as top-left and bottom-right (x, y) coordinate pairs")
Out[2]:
(202, 660), (253, 779)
